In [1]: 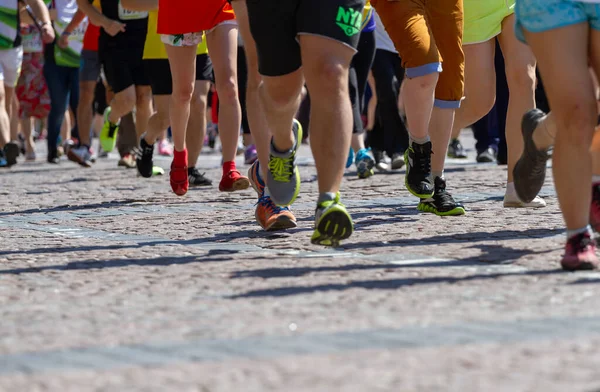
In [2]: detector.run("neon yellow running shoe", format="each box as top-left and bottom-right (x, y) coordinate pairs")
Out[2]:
(266, 119), (303, 206)
(99, 107), (119, 153)
(417, 177), (466, 216)
(311, 192), (354, 247)
(152, 166), (165, 176)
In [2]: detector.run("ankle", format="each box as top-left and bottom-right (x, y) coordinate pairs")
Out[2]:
(223, 160), (236, 174)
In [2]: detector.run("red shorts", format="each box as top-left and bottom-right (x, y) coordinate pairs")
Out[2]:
(157, 0), (235, 35)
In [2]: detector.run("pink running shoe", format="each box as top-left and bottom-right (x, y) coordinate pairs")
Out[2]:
(561, 231), (598, 271)
(158, 139), (174, 157)
(590, 183), (600, 233)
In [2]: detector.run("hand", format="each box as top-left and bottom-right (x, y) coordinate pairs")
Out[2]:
(40, 23), (55, 44)
(104, 20), (126, 37)
(58, 32), (69, 48)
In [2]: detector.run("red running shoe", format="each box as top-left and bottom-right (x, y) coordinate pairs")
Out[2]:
(219, 169), (250, 192)
(561, 231), (598, 271)
(170, 162), (189, 196)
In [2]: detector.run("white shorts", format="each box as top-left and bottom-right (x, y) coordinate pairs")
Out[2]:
(0, 46), (23, 87)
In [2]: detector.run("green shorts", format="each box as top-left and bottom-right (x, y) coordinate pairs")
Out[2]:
(463, 0), (515, 45)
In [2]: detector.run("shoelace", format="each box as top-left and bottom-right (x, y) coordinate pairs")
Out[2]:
(257, 195), (288, 214)
(413, 145), (432, 174)
(268, 155), (294, 182)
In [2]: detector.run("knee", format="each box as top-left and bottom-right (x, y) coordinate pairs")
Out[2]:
(116, 89), (136, 109)
(307, 60), (348, 96)
(191, 90), (208, 112)
(505, 64), (536, 94)
(262, 81), (299, 109)
(172, 82), (194, 104)
(405, 72), (439, 91)
(136, 89), (152, 105)
(215, 77), (238, 105)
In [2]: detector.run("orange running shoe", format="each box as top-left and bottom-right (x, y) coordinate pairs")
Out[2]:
(255, 195), (297, 231)
(248, 160), (265, 197)
(219, 169), (250, 192)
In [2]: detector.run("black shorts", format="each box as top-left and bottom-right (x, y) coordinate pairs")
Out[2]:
(246, 0), (366, 77)
(99, 44), (150, 94)
(144, 54), (213, 96)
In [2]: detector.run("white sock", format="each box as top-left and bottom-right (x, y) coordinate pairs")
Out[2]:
(410, 135), (430, 145)
(567, 225), (593, 240)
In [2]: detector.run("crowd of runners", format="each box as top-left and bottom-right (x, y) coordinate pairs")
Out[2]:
(0, 0), (599, 270)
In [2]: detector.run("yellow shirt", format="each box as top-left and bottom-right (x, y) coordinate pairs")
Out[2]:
(143, 10), (208, 60)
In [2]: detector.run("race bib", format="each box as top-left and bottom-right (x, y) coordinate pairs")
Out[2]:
(53, 18), (87, 67)
(118, 1), (148, 20)
(22, 31), (43, 53)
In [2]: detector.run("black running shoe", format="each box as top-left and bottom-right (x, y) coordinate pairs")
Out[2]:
(418, 177), (465, 216)
(404, 141), (434, 198)
(4, 141), (19, 166)
(476, 148), (496, 163)
(447, 138), (467, 159)
(513, 109), (550, 203)
(136, 137), (154, 178)
(188, 167), (213, 186)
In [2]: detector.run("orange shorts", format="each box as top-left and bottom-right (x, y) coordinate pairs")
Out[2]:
(157, 0), (235, 36)
(372, 0), (465, 108)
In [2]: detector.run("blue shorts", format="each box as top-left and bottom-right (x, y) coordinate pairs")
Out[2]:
(515, 0), (600, 43)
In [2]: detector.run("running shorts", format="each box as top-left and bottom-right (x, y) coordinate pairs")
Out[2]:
(372, 0), (464, 109)
(0, 46), (23, 86)
(246, 0), (366, 77)
(99, 44), (150, 93)
(515, 0), (600, 44)
(463, 0), (515, 45)
(157, 0), (235, 37)
(144, 54), (213, 95)
(80, 49), (101, 82)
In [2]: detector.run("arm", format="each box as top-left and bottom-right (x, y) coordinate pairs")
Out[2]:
(22, 0), (55, 43)
(120, 0), (157, 11)
(58, 9), (86, 48)
(76, 0), (125, 36)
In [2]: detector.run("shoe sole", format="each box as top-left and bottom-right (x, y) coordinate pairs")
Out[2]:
(311, 207), (353, 247)
(67, 150), (92, 168)
(264, 216), (298, 231)
(561, 260), (598, 271)
(4, 143), (19, 166)
(417, 203), (466, 216)
(503, 200), (546, 208)
(220, 177), (250, 192)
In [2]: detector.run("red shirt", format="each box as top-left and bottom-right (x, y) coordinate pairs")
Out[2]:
(83, 23), (100, 52)
(157, 0), (234, 35)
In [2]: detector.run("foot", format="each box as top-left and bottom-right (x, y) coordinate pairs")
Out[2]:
(391, 152), (405, 170)
(255, 195), (297, 231)
(25, 151), (36, 161)
(476, 148), (497, 163)
(170, 152), (188, 196)
(311, 192), (354, 247)
(67, 145), (93, 167)
(188, 167), (212, 186)
(405, 141), (434, 198)
(99, 107), (119, 153)
(136, 136), (155, 178)
(248, 160), (265, 197)
(561, 232), (598, 271)
(219, 169), (250, 192)
(355, 148), (375, 179)
(47, 155), (60, 164)
(266, 119), (303, 206)
(503, 194), (546, 208)
(4, 141), (19, 166)
(418, 177), (466, 216)
(158, 139), (174, 156)
(244, 144), (258, 165)
(118, 154), (136, 169)
(447, 138), (467, 159)
(373, 150), (389, 172)
(513, 109), (551, 203)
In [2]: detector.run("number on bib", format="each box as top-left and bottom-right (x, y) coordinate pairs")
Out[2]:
(118, 1), (148, 20)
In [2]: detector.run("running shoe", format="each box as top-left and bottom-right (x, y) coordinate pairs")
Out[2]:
(170, 160), (188, 196)
(0, 150), (7, 167)
(136, 137), (154, 178)
(248, 160), (265, 196)
(219, 169), (250, 192)
(590, 183), (600, 233)
(417, 177), (466, 216)
(513, 109), (551, 203)
(4, 141), (19, 167)
(447, 138), (467, 159)
(152, 166), (165, 176)
(158, 139), (174, 156)
(255, 195), (297, 231)
(476, 148), (496, 163)
(67, 145), (93, 167)
(244, 144), (258, 165)
(25, 151), (36, 162)
(266, 119), (303, 206)
(503, 194), (546, 208)
(373, 150), (389, 172)
(561, 231), (598, 271)
(404, 141), (434, 198)
(355, 148), (375, 179)
(188, 168), (212, 186)
(391, 152), (405, 170)
(118, 154), (136, 169)
(99, 107), (119, 153)
(311, 192), (353, 247)
(346, 147), (354, 169)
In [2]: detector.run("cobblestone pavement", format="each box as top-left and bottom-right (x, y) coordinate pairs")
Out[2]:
(1, 134), (600, 392)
